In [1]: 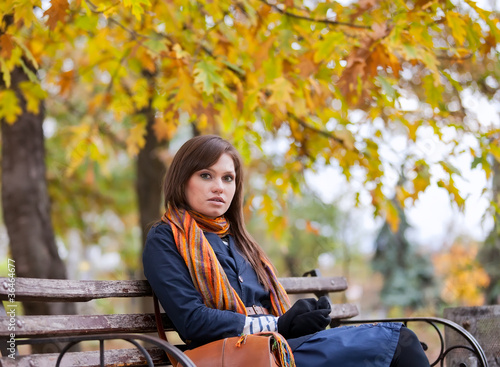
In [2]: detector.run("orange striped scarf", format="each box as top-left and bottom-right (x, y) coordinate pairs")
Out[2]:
(162, 207), (291, 316)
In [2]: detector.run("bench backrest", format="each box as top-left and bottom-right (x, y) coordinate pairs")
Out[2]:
(0, 276), (358, 339)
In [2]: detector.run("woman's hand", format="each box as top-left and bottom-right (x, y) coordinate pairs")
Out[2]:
(277, 296), (331, 339)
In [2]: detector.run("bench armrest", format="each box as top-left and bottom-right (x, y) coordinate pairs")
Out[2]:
(340, 317), (488, 367)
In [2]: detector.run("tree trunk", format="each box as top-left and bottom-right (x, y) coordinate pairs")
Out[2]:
(1, 66), (76, 352)
(135, 79), (167, 313)
(136, 104), (166, 251)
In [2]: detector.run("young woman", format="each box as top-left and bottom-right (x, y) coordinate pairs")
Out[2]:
(143, 135), (430, 367)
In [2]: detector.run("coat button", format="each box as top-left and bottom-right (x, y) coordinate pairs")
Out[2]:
(238, 276), (244, 283)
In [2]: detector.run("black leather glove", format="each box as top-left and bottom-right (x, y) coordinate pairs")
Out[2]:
(278, 296), (331, 339)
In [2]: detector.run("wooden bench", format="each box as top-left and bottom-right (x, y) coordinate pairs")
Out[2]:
(0, 272), (489, 367)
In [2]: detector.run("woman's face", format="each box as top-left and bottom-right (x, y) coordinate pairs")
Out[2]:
(185, 153), (236, 218)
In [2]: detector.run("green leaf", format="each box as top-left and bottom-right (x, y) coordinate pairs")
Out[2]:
(19, 58), (38, 82)
(439, 160), (461, 176)
(376, 76), (396, 100)
(422, 74), (443, 109)
(314, 32), (345, 63)
(442, 71), (463, 92)
(74, 14), (98, 32)
(471, 156), (484, 169)
(193, 60), (224, 95)
(220, 59), (245, 77)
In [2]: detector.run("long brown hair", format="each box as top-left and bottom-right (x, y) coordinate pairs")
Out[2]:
(163, 135), (272, 288)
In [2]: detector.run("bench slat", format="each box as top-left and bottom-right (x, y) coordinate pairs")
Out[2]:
(0, 278), (152, 302)
(280, 277), (348, 294)
(329, 303), (359, 320)
(0, 303), (358, 338)
(0, 313), (172, 338)
(0, 277), (348, 302)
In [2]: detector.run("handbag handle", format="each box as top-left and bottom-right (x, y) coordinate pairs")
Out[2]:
(153, 293), (167, 340)
(153, 293), (180, 366)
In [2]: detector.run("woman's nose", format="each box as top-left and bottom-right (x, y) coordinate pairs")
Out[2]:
(212, 180), (223, 193)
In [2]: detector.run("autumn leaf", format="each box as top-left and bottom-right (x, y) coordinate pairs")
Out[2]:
(0, 34), (15, 59)
(176, 68), (200, 112)
(446, 11), (468, 46)
(338, 37), (373, 101)
(44, 0), (69, 30)
(126, 115), (147, 156)
(267, 77), (294, 111)
(305, 220), (320, 235)
(333, 129), (356, 151)
(13, 0), (41, 28)
(131, 79), (150, 110)
(350, 0), (378, 22)
(385, 200), (400, 233)
(123, 0), (152, 20)
(57, 70), (75, 96)
(153, 115), (177, 142)
(313, 32), (345, 63)
(412, 160), (431, 197)
(193, 59), (224, 95)
(0, 59), (11, 88)
(296, 52), (318, 78)
(423, 74), (444, 108)
(433, 242), (490, 306)
(404, 120), (419, 142)
(19, 81), (48, 114)
(0, 90), (22, 124)
(376, 76), (396, 100)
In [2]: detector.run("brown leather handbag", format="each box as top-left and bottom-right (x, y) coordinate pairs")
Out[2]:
(174, 334), (280, 367)
(153, 294), (294, 367)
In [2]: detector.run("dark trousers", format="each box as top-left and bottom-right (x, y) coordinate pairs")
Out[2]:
(390, 327), (430, 367)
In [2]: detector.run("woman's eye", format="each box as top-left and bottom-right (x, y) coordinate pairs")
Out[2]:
(223, 175), (234, 182)
(200, 173), (211, 179)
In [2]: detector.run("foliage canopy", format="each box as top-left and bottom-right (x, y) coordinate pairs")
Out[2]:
(1, 0), (499, 233)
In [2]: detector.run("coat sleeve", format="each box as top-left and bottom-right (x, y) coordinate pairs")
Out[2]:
(142, 223), (246, 347)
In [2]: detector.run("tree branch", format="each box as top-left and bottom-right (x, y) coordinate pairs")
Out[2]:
(288, 113), (358, 152)
(258, 0), (371, 30)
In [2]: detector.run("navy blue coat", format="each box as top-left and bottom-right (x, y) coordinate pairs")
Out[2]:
(143, 222), (272, 347)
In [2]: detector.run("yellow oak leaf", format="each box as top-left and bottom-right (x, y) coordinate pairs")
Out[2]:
(126, 116), (147, 156)
(384, 200), (400, 233)
(131, 79), (150, 110)
(13, 0), (40, 28)
(267, 77), (294, 111)
(0, 59), (11, 88)
(153, 113), (178, 142)
(0, 90), (22, 124)
(446, 11), (468, 46)
(19, 81), (47, 114)
(175, 68), (199, 112)
(123, 0), (152, 20)
(412, 161), (431, 195)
